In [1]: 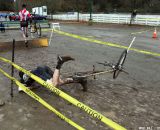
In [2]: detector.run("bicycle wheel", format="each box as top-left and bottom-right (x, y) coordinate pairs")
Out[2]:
(113, 49), (127, 79)
(28, 23), (36, 33)
(30, 24), (36, 33)
(36, 24), (41, 37)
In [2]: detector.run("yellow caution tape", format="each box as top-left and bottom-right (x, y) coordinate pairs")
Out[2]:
(0, 67), (84, 130)
(131, 29), (153, 35)
(0, 56), (127, 130)
(50, 29), (160, 57)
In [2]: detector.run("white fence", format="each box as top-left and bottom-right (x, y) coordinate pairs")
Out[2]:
(48, 14), (160, 26)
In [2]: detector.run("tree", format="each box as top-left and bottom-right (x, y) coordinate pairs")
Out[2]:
(0, 0), (14, 11)
(3, 0), (160, 14)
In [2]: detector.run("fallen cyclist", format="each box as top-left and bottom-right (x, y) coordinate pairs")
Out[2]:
(19, 56), (87, 92)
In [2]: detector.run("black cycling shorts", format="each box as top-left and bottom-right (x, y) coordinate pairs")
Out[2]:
(32, 66), (53, 81)
(19, 66), (53, 86)
(20, 21), (28, 27)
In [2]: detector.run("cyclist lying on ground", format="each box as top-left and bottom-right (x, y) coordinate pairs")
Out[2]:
(19, 56), (87, 92)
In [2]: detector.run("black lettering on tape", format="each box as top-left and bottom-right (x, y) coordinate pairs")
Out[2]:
(43, 81), (60, 96)
(77, 103), (103, 121)
(77, 103), (81, 107)
(97, 114), (103, 121)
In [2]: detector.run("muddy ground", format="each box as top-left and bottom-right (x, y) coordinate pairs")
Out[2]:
(0, 23), (160, 130)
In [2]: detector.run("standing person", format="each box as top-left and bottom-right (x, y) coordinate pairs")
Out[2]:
(130, 9), (137, 25)
(19, 56), (88, 92)
(19, 4), (32, 47)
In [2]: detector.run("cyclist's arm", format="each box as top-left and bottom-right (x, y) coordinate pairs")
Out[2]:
(27, 12), (32, 18)
(27, 12), (32, 23)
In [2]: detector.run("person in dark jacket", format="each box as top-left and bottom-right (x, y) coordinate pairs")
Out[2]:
(130, 9), (137, 25)
(19, 56), (87, 92)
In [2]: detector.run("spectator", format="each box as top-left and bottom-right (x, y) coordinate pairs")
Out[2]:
(130, 9), (137, 25)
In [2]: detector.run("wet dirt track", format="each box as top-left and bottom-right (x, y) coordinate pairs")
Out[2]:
(0, 23), (160, 130)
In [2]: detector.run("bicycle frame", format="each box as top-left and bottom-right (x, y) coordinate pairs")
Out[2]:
(74, 69), (114, 78)
(71, 37), (136, 79)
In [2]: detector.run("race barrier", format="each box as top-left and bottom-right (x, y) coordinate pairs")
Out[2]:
(0, 38), (48, 50)
(0, 67), (84, 130)
(29, 38), (48, 47)
(51, 29), (160, 57)
(0, 56), (126, 130)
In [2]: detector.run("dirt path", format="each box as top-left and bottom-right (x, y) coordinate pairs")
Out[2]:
(0, 23), (160, 130)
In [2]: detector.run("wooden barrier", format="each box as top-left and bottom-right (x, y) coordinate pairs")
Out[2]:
(0, 38), (48, 52)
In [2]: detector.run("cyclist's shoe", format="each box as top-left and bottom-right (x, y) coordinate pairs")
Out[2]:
(57, 55), (75, 64)
(79, 79), (87, 92)
(56, 55), (74, 69)
(72, 76), (87, 92)
(26, 33), (28, 37)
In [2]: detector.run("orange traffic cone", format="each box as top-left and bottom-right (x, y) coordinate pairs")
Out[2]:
(152, 28), (157, 38)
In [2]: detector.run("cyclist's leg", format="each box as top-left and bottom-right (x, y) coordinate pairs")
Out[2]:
(25, 27), (28, 37)
(58, 76), (88, 91)
(52, 56), (74, 86)
(24, 21), (29, 39)
(20, 22), (28, 47)
(46, 69), (67, 87)
(24, 27), (26, 37)
(21, 27), (26, 41)
(51, 66), (88, 91)
(133, 16), (136, 23)
(52, 69), (60, 86)
(24, 28), (28, 47)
